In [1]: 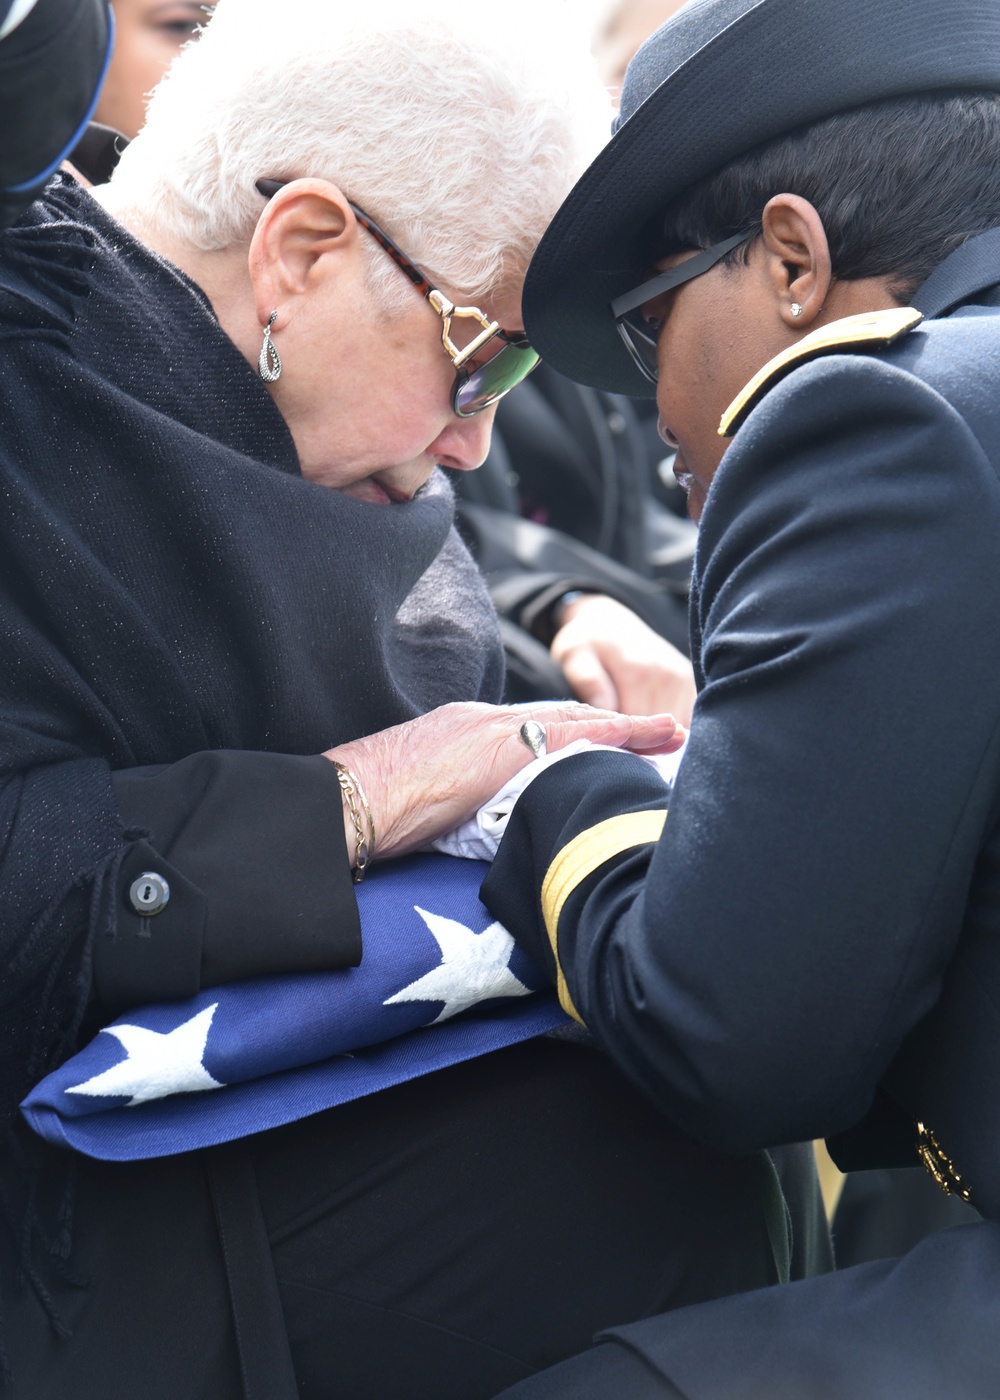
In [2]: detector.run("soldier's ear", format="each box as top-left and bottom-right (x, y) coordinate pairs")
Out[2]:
(759, 194), (833, 330)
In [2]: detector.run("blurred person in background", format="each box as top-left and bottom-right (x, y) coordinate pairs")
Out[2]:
(593, 0), (689, 107)
(93, 0), (212, 139)
(0, 3), (810, 1396)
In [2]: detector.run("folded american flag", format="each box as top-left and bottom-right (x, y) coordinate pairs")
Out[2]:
(21, 855), (567, 1161)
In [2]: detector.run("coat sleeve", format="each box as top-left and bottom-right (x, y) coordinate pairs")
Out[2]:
(101, 751), (360, 1015)
(0, 745), (360, 1122)
(481, 353), (1000, 1153)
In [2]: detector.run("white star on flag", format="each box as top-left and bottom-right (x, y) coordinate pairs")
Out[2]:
(66, 1004), (224, 1107)
(384, 907), (530, 1024)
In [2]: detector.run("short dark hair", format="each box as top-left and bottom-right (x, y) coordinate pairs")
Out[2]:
(655, 93), (1000, 299)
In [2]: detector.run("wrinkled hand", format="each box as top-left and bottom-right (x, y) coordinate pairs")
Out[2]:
(324, 700), (682, 866)
(550, 594), (697, 725)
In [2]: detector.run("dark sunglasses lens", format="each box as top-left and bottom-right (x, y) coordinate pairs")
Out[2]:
(616, 317), (659, 384)
(454, 341), (540, 417)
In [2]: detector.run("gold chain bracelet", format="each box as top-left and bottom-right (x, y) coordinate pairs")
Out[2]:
(331, 761), (377, 883)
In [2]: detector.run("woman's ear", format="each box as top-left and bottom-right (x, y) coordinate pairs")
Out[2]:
(247, 179), (361, 330)
(759, 193), (833, 330)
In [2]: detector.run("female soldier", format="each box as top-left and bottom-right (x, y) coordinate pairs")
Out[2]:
(488, 0), (1000, 1395)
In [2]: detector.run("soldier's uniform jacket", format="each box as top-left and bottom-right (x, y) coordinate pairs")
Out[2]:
(484, 256), (1000, 1396)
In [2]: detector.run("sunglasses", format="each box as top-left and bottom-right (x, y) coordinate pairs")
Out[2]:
(255, 179), (539, 417)
(610, 233), (749, 384)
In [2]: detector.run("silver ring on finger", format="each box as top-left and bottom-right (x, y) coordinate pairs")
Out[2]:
(518, 719), (547, 759)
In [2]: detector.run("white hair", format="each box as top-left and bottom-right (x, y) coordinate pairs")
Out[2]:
(109, 0), (611, 305)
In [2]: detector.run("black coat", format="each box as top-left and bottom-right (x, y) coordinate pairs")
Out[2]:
(0, 174), (503, 1126)
(0, 175), (502, 1395)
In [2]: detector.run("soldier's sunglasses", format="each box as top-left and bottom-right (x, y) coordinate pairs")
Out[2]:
(610, 233), (749, 383)
(256, 179), (539, 417)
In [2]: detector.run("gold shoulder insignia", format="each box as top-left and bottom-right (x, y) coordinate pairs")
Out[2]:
(719, 307), (924, 439)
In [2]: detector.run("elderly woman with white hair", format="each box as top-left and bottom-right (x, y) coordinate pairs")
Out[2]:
(0, 3), (818, 1397)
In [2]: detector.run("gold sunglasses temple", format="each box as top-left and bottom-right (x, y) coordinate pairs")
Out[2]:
(428, 290), (502, 368)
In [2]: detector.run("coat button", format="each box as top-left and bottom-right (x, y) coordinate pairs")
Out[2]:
(129, 871), (170, 916)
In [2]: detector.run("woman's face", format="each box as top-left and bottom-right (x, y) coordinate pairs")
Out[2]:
(95, 0), (209, 139)
(265, 264), (521, 505)
(638, 195), (907, 522)
(645, 244), (789, 522)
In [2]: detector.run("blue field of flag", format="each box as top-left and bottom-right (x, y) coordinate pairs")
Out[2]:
(22, 855), (567, 1161)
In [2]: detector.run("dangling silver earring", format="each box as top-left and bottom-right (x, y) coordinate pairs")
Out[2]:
(790, 302), (804, 319)
(258, 310), (282, 382)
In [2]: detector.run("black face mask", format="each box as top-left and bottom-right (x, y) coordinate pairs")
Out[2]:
(0, 0), (112, 230)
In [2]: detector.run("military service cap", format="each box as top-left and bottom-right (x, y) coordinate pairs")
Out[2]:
(523, 0), (1000, 397)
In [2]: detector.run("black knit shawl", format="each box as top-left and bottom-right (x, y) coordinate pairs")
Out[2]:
(0, 176), (503, 1123)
